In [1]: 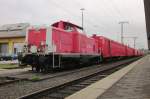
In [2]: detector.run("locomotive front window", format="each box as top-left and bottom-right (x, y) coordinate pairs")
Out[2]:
(65, 25), (73, 32)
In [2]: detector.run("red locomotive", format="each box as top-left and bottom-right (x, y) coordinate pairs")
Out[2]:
(18, 20), (143, 72)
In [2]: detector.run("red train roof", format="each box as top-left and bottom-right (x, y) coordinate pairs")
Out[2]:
(52, 20), (83, 30)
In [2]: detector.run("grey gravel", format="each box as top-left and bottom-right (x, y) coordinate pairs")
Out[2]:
(0, 65), (104, 99)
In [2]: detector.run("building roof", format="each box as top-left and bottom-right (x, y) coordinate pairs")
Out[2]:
(0, 23), (30, 38)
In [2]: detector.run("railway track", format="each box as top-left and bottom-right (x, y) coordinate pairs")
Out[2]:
(0, 77), (24, 86)
(18, 57), (140, 99)
(2, 58), (133, 82)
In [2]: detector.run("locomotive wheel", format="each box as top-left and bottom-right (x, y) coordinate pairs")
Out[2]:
(32, 66), (36, 71)
(18, 61), (27, 67)
(32, 65), (40, 72)
(36, 65), (40, 72)
(44, 64), (50, 72)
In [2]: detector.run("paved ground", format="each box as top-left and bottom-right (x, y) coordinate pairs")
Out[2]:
(0, 60), (18, 64)
(0, 67), (31, 77)
(98, 55), (150, 99)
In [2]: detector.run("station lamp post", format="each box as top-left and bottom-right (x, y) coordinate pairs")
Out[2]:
(124, 36), (138, 48)
(119, 21), (129, 44)
(133, 37), (138, 48)
(80, 8), (85, 31)
(79, 8), (85, 52)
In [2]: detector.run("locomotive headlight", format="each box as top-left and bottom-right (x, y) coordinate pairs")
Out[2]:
(30, 46), (37, 53)
(41, 41), (45, 46)
(37, 48), (41, 52)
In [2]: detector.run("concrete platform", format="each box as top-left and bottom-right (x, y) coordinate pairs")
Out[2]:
(65, 55), (150, 99)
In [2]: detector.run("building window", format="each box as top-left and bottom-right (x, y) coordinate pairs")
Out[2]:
(0, 43), (9, 56)
(13, 43), (24, 55)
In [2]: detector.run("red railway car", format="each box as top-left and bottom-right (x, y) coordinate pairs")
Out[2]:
(92, 35), (111, 58)
(126, 47), (133, 56)
(18, 20), (142, 72)
(110, 40), (126, 57)
(131, 48), (135, 56)
(92, 35), (127, 58)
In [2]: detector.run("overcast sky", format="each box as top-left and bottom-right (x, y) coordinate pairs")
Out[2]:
(0, 0), (148, 49)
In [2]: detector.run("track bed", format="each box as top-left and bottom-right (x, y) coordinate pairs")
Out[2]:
(0, 57), (140, 99)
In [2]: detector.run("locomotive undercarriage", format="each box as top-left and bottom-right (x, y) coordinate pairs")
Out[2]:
(18, 53), (102, 72)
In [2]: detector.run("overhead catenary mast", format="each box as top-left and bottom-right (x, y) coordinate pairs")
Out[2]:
(119, 21), (129, 44)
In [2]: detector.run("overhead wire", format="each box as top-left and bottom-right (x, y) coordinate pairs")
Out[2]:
(49, 0), (109, 32)
(46, 0), (128, 36)
(73, 0), (125, 35)
(73, 0), (115, 31)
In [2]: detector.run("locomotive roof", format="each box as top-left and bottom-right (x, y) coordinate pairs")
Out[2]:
(52, 21), (83, 30)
